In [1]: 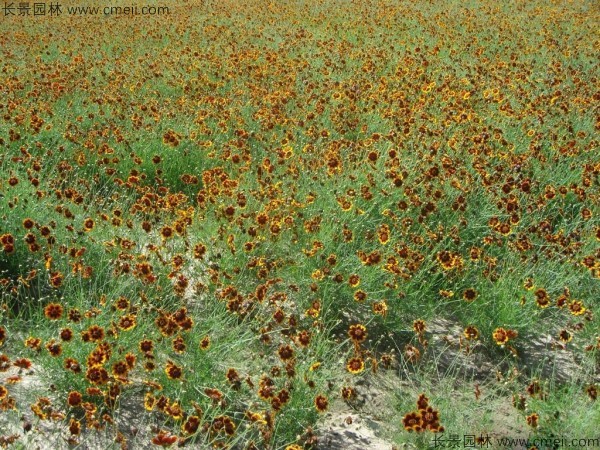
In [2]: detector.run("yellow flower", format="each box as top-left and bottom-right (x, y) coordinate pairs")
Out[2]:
(346, 357), (365, 374)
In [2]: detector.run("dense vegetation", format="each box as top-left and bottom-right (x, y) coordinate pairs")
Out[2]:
(0, 0), (598, 448)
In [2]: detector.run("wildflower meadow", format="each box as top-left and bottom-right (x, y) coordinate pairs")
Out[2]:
(0, 0), (598, 448)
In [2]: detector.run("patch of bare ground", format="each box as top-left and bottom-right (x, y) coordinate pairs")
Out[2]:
(424, 318), (498, 380)
(421, 318), (596, 384)
(315, 373), (400, 450)
(316, 412), (396, 450)
(515, 332), (599, 384)
(316, 370), (531, 450)
(0, 362), (158, 450)
(317, 316), (596, 450)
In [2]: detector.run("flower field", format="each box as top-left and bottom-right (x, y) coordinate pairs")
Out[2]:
(0, 0), (598, 448)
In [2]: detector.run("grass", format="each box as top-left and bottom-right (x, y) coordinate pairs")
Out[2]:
(0, 0), (598, 449)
